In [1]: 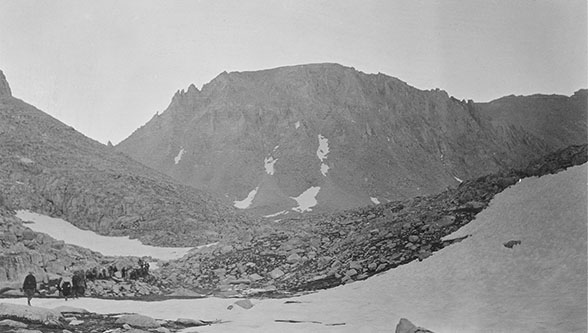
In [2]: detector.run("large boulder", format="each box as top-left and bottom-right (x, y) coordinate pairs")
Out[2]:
(395, 318), (435, 333)
(234, 299), (254, 309)
(115, 314), (160, 328)
(0, 319), (27, 328)
(0, 303), (61, 325)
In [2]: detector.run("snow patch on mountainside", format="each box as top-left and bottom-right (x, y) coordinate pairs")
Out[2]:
(264, 210), (287, 218)
(291, 186), (321, 212)
(233, 187), (259, 209)
(317, 134), (330, 176)
(264, 156), (278, 175)
(174, 148), (185, 164)
(320, 163), (330, 176)
(264, 145), (280, 175)
(317, 135), (329, 160)
(15, 211), (193, 261)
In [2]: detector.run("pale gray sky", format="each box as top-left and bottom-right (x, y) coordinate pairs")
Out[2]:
(0, 0), (586, 144)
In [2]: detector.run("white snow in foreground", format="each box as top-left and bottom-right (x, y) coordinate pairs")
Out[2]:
(264, 156), (278, 175)
(263, 210), (287, 218)
(370, 197), (380, 204)
(233, 186), (259, 209)
(317, 134), (330, 176)
(453, 176), (462, 183)
(291, 186), (320, 212)
(174, 148), (185, 165)
(5, 165), (585, 332)
(15, 211), (193, 261)
(294, 121), (300, 129)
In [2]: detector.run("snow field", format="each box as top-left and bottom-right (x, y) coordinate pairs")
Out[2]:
(15, 211), (193, 261)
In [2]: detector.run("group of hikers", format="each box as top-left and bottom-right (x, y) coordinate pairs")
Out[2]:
(21, 259), (151, 306)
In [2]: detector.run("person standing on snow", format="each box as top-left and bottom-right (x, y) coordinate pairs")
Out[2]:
(22, 271), (37, 306)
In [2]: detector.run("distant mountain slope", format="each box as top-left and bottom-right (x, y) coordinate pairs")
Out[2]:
(0, 70), (256, 247)
(474, 90), (587, 148)
(117, 63), (587, 215)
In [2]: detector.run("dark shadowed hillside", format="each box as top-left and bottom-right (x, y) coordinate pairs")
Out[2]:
(117, 63), (587, 216)
(0, 70), (257, 247)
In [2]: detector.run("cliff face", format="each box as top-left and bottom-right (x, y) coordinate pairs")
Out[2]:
(474, 90), (588, 149)
(117, 64), (587, 215)
(0, 70), (257, 247)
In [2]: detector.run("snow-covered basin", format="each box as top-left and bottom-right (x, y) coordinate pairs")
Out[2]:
(5, 164), (586, 332)
(15, 210), (194, 261)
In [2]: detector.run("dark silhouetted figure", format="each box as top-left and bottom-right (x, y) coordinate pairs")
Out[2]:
(72, 271), (86, 298)
(60, 276), (72, 301)
(22, 272), (37, 306)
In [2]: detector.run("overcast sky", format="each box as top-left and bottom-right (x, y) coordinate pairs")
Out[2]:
(0, 0), (586, 145)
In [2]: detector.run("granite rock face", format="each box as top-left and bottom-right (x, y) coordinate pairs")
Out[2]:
(117, 63), (587, 215)
(0, 69), (258, 247)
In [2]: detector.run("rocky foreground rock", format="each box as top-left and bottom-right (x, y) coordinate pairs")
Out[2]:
(395, 318), (434, 333)
(0, 302), (216, 333)
(0, 301), (438, 332)
(0, 301), (436, 332)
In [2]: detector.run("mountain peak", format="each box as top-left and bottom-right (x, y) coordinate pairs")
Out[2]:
(0, 70), (12, 97)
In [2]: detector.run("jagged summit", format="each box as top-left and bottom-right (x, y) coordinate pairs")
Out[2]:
(200, 62), (409, 91)
(166, 63), (431, 119)
(0, 69), (12, 97)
